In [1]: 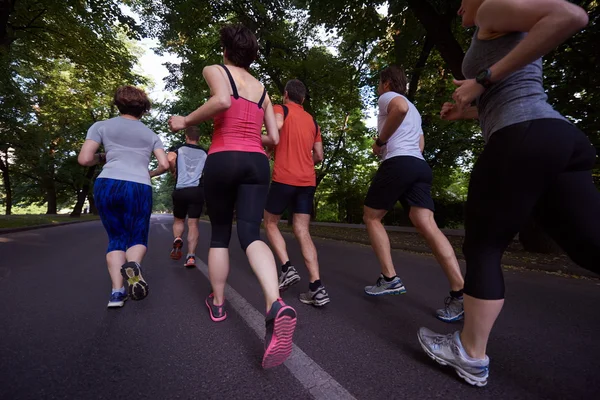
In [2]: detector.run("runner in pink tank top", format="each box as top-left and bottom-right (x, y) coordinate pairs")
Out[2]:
(168, 23), (297, 370)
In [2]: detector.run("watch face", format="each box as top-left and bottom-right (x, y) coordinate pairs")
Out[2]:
(477, 70), (488, 81)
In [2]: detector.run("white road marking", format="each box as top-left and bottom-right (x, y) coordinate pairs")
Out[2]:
(195, 259), (357, 400)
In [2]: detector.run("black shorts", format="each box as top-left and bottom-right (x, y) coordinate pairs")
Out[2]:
(172, 186), (204, 219)
(364, 155), (435, 212)
(265, 181), (316, 215)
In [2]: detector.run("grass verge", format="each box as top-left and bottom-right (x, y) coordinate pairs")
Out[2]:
(0, 214), (100, 229)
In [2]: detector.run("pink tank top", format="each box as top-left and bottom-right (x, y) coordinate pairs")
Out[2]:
(209, 65), (267, 155)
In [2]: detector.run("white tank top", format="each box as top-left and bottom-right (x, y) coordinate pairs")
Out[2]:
(377, 92), (424, 162)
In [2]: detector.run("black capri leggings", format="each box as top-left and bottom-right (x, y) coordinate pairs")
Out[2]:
(203, 151), (270, 251)
(463, 119), (600, 300)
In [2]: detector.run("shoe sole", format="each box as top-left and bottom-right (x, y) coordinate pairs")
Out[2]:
(107, 300), (126, 308)
(262, 306), (297, 369)
(299, 297), (331, 307)
(417, 333), (488, 387)
(170, 239), (183, 260)
(436, 312), (465, 323)
(184, 261), (196, 268)
(364, 286), (407, 296)
(279, 274), (301, 291)
(120, 263), (149, 301)
(205, 297), (227, 322)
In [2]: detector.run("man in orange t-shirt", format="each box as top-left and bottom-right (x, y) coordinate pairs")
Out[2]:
(263, 79), (330, 307)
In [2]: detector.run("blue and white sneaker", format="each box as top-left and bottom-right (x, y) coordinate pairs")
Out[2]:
(417, 328), (490, 387)
(107, 291), (127, 308)
(364, 274), (406, 296)
(436, 296), (464, 322)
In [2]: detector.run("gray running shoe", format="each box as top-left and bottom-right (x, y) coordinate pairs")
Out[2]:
(417, 327), (490, 387)
(364, 274), (406, 296)
(436, 296), (464, 322)
(279, 266), (301, 291)
(299, 286), (331, 307)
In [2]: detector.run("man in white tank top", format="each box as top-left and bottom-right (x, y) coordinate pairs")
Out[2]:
(166, 126), (207, 267)
(363, 66), (465, 323)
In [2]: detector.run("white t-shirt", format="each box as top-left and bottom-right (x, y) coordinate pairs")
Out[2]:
(377, 92), (424, 162)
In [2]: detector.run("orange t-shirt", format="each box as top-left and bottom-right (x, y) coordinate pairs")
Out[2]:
(272, 103), (322, 187)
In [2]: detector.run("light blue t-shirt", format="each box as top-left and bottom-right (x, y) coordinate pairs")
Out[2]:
(86, 116), (164, 186)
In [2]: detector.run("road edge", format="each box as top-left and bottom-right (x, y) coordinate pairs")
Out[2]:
(0, 218), (100, 235)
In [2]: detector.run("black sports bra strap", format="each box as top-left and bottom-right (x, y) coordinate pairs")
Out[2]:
(257, 88), (267, 109)
(218, 64), (239, 99)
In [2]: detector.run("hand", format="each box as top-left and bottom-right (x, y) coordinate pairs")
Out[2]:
(440, 102), (463, 121)
(168, 115), (187, 132)
(372, 139), (384, 158)
(451, 79), (484, 110)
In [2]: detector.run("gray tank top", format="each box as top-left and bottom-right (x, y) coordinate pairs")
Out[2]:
(462, 28), (566, 142)
(175, 144), (207, 189)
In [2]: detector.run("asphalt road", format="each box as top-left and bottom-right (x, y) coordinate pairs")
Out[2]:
(0, 214), (599, 399)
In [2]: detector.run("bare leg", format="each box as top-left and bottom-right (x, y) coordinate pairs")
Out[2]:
(187, 218), (199, 254)
(264, 210), (288, 266)
(125, 244), (147, 264)
(246, 240), (280, 312)
(292, 213), (320, 282)
(173, 217), (185, 239)
(409, 207), (464, 291)
(208, 247), (229, 306)
(363, 206), (396, 277)
(106, 251), (126, 289)
(460, 295), (504, 359)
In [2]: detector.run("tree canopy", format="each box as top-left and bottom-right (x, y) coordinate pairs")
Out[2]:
(1, 0), (597, 231)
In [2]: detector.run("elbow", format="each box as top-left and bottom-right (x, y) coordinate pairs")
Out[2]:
(159, 160), (170, 171)
(564, 5), (589, 30)
(216, 96), (231, 112)
(78, 153), (93, 167)
(271, 135), (280, 146)
(572, 9), (589, 29)
(315, 153), (324, 163)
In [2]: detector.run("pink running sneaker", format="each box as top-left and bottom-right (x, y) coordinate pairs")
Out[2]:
(262, 299), (297, 369)
(205, 293), (227, 322)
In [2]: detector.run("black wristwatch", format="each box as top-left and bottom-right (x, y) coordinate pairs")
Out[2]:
(475, 68), (493, 89)
(375, 137), (387, 147)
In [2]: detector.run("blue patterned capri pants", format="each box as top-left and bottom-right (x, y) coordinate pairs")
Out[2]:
(94, 178), (153, 253)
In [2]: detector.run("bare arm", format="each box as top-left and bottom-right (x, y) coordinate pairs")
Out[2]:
(312, 142), (324, 164)
(149, 149), (170, 178)
(78, 140), (103, 166)
(379, 96), (409, 143)
(167, 151), (177, 175)
(441, 103), (479, 120)
(169, 65), (232, 131)
(419, 135), (424, 152)
(262, 95), (280, 147)
(477, 0), (588, 83)
(275, 113), (284, 131)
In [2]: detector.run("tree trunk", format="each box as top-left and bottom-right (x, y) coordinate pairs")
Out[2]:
(0, 0), (15, 54)
(407, 34), (435, 101)
(88, 192), (97, 215)
(403, 0), (466, 80)
(71, 166), (97, 217)
(519, 218), (562, 254)
(0, 152), (11, 215)
(45, 180), (57, 214)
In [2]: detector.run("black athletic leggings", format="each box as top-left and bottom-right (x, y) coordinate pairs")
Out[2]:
(463, 119), (600, 300)
(203, 151), (270, 251)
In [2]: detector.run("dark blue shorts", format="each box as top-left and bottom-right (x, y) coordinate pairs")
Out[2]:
(265, 181), (316, 215)
(94, 178), (153, 253)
